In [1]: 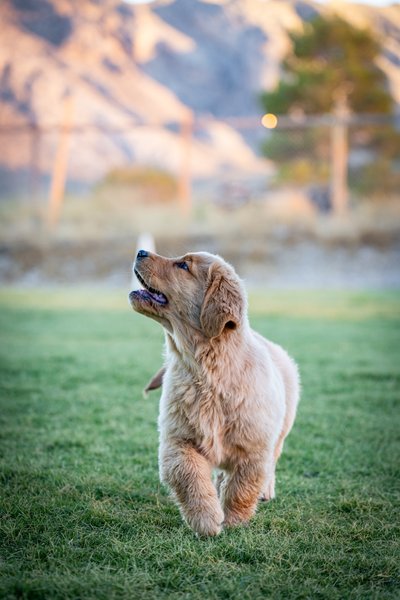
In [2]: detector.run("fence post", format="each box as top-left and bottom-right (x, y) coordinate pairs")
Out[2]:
(47, 92), (74, 230)
(178, 109), (193, 216)
(29, 125), (41, 202)
(330, 93), (349, 215)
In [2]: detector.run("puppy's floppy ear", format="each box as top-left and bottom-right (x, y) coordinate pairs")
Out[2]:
(200, 262), (243, 339)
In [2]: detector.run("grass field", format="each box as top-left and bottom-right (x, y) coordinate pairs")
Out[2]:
(0, 288), (399, 599)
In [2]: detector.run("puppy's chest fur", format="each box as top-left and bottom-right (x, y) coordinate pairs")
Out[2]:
(193, 379), (240, 459)
(161, 354), (265, 467)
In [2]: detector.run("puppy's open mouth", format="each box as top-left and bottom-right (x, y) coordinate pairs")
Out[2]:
(133, 269), (168, 305)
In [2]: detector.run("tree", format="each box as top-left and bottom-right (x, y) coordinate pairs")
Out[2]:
(261, 16), (393, 116)
(261, 15), (400, 201)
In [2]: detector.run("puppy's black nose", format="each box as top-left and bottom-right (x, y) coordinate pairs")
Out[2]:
(137, 249), (149, 259)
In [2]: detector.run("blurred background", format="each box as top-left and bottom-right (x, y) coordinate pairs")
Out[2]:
(0, 0), (399, 289)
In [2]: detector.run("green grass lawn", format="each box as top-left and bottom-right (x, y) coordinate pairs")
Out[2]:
(0, 288), (399, 600)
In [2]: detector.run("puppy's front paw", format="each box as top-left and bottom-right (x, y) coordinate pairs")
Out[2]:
(186, 504), (224, 537)
(223, 510), (252, 528)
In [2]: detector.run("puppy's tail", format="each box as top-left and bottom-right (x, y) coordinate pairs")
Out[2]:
(143, 366), (165, 397)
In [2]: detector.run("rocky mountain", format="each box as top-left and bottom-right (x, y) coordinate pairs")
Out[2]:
(0, 0), (399, 194)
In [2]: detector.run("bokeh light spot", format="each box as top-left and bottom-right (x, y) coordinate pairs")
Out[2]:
(261, 113), (278, 129)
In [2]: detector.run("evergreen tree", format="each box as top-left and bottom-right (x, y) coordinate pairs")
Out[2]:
(261, 16), (393, 115)
(260, 15), (400, 195)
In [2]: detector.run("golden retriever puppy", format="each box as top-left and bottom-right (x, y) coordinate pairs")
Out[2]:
(129, 250), (300, 536)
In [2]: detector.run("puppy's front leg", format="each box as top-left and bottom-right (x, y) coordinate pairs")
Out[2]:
(160, 442), (224, 536)
(220, 459), (265, 527)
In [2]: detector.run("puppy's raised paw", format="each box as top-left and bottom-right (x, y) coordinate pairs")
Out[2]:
(186, 504), (224, 537)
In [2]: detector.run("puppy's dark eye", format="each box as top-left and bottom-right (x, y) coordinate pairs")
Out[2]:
(176, 261), (190, 272)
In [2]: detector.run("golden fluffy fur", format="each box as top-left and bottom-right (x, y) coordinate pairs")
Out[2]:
(129, 251), (300, 536)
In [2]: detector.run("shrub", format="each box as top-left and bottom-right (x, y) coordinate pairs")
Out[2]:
(101, 166), (178, 203)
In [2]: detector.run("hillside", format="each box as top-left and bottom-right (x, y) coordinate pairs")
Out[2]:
(0, 0), (399, 192)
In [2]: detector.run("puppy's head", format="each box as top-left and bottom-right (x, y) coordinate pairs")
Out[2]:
(129, 250), (246, 341)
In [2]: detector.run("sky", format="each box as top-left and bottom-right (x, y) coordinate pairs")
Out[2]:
(318, 0), (395, 5)
(124, 0), (396, 4)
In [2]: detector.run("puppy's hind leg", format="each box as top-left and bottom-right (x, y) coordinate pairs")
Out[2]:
(260, 432), (287, 502)
(259, 454), (276, 502)
(160, 442), (224, 537)
(214, 470), (225, 498)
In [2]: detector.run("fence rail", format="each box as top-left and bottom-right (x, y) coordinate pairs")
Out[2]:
(0, 109), (399, 228)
